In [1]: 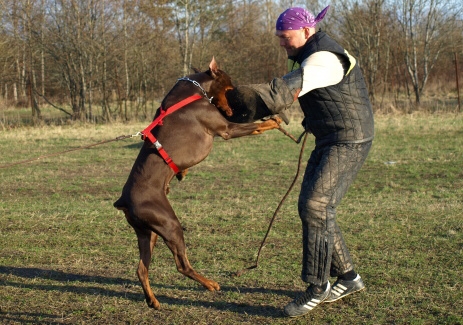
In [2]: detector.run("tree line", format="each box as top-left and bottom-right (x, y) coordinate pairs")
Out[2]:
(0, 0), (461, 122)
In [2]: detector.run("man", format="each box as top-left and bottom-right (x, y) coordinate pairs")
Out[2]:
(225, 6), (374, 318)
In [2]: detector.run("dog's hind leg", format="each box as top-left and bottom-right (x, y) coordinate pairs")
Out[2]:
(134, 227), (160, 309)
(152, 199), (220, 292)
(163, 227), (221, 292)
(118, 205), (161, 309)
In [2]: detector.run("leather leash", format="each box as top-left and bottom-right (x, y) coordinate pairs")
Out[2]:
(0, 134), (139, 169)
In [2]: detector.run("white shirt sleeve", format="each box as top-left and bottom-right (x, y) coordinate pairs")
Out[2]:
(299, 51), (345, 97)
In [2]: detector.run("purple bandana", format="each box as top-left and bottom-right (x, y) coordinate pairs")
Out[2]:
(276, 6), (330, 30)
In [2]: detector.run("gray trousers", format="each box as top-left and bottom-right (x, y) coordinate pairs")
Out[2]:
(298, 141), (372, 285)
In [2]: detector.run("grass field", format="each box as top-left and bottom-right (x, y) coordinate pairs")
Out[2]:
(0, 114), (462, 324)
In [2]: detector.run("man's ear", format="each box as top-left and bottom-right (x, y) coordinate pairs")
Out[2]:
(305, 27), (314, 39)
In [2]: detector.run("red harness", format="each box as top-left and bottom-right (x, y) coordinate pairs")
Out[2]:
(141, 94), (203, 174)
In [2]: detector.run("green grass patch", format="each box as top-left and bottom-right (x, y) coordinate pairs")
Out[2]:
(0, 115), (462, 324)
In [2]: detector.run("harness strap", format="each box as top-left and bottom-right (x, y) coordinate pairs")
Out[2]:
(141, 94), (203, 174)
(153, 140), (180, 174)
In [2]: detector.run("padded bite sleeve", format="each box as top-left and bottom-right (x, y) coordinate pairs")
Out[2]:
(225, 69), (302, 123)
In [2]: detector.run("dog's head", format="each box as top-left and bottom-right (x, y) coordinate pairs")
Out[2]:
(205, 57), (235, 117)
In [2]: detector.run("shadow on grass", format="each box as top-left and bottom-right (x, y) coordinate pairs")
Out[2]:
(0, 266), (137, 285)
(0, 311), (65, 325)
(0, 266), (295, 318)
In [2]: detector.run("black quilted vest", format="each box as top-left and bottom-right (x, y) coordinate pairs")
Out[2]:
(291, 31), (374, 146)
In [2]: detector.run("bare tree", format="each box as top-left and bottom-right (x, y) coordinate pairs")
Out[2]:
(0, 0), (462, 122)
(330, 0), (396, 106)
(394, 0), (459, 105)
(23, 0), (41, 120)
(0, 0), (42, 116)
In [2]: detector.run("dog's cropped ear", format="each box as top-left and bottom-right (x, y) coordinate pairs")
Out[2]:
(192, 67), (201, 73)
(209, 56), (219, 78)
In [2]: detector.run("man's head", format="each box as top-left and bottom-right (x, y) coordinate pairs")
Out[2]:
(275, 27), (314, 57)
(275, 6), (330, 57)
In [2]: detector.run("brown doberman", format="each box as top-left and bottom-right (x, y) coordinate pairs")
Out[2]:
(114, 57), (282, 309)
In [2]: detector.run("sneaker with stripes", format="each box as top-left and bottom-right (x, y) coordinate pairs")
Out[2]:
(283, 282), (331, 317)
(325, 274), (365, 303)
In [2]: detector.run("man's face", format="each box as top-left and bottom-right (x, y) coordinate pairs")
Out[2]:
(275, 28), (311, 57)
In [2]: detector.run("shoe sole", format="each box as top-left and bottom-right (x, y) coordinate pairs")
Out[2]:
(324, 286), (365, 303)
